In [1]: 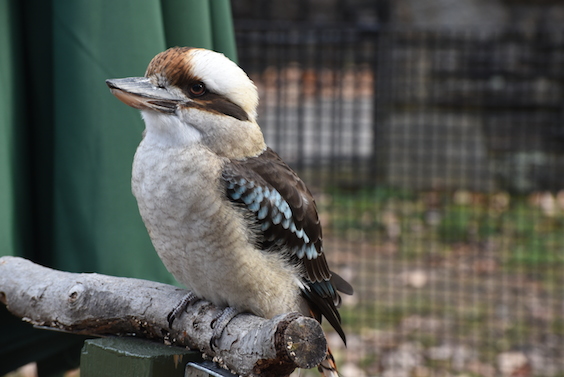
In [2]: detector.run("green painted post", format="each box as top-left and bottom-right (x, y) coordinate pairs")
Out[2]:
(81, 337), (206, 377)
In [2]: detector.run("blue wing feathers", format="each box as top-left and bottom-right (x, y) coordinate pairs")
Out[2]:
(257, 206), (269, 220)
(221, 147), (352, 345)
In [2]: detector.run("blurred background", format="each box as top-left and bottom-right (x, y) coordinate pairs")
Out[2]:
(232, 1), (564, 376)
(2, 0), (564, 376)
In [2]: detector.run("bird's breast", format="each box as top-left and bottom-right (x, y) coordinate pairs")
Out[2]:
(132, 141), (225, 281)
(131, 140), (304, 318)
(132, 142), (222, 225)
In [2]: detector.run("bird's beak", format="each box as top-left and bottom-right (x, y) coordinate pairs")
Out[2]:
(106, 77), (184, 114)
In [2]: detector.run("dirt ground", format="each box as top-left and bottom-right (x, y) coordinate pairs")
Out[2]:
(296, 236), (564, 377)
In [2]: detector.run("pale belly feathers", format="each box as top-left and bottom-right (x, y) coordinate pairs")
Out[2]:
(132, 140), (305, 318)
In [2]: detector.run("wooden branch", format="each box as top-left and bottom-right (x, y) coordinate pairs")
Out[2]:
(0, 256), (327, 377)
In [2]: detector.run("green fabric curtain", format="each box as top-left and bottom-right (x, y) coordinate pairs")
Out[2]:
(0, 0), (237, 373)
(1, 0), (236, 277)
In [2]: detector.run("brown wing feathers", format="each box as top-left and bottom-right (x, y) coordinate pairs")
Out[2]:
(222, 147), (352, 344)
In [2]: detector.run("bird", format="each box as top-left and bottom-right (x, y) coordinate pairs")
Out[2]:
(106, 47), (353, 376)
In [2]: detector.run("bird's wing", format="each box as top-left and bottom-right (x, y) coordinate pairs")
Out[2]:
(221, 147), (352, 344)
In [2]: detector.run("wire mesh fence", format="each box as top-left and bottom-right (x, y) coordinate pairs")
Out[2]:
(236, 25), (564, 377)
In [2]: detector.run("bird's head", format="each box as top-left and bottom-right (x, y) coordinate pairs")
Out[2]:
(106, 47), (265, 159)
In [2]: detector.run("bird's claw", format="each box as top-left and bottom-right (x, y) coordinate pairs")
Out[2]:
(167, 291), (199, 328)
(209, 335), (219, 351)
(209, 306), (239, 351)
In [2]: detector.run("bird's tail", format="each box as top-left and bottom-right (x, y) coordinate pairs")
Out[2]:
(318, 347), (340, 377)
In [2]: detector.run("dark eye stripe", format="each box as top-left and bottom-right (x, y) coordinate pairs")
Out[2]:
(180, 93), (249, 121)
(204, 96), (249, 121)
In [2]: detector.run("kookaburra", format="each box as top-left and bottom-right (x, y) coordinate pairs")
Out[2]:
(106, 47), (353, 376)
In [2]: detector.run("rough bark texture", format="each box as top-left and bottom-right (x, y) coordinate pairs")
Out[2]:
(0, 256), (327, 377)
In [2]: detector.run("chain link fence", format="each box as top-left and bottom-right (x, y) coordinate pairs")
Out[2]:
(236, 25), (564, 377)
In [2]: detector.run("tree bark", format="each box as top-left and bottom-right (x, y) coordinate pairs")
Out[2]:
(0, 256), (327, 377)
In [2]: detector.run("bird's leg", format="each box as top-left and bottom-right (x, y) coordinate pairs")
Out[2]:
(209, 306), (240, 350)
(167, 291), (200, 328)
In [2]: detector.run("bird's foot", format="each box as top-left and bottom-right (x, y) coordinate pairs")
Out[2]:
(209, 306), (239, 350)
(167, 291), (199, 328)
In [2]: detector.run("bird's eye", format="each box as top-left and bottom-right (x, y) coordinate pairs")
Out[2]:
(189, 83), (206, 97)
